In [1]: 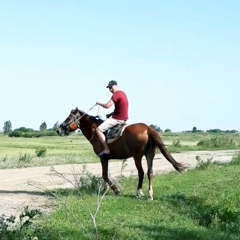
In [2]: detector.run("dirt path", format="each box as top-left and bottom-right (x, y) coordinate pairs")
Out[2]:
(0, 150), (237, 216)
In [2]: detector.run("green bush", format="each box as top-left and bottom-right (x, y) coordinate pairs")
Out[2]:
(8, 128), (57, 138)
(0, 207), (41, 239)
(35, 147), (47, 157)
(197, 137), (237, 149)
(18, 153), (32, 163)
(195, 155), (213, 170)
(228, 152), (240, 166)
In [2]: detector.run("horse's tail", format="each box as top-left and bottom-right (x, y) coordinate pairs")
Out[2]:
(148, 127), (187, 173)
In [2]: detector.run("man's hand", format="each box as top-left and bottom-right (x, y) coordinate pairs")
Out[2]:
(106, 113), (112, 118)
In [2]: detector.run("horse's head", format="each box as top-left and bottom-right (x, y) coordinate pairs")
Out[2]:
(57, 107), (83, 136)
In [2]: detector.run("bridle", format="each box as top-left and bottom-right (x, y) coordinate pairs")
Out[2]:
(63, 104), (97, 129)
(61, 105), (99, 143)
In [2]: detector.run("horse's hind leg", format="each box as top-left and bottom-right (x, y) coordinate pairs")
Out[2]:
(145, 150), (155, 200)
(133, 156), (144, 198)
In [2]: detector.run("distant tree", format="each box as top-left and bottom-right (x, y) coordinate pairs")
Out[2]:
(3, 120), (12, 134)
(164, 128), (171, 133)
(192, 126), (197, 133)
(206, 129), (222, 133)
(52, 121), (59, 129)
(39, 122), (47, 131)
(149, 124), (162, 132)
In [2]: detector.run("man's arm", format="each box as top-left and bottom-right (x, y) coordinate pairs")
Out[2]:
(96, 99), (114, 109)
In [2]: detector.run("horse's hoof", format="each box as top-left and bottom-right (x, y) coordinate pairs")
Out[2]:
(114, 191), (121, 196)
(135, 190), (144, 199)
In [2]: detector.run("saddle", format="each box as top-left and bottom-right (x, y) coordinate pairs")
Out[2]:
(105, 123), (128, 143)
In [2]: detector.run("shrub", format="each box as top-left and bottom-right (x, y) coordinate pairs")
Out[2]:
(0, 207), (41, 239)
(35, 147), (47, 157)
(195, 155), (213, 170)
(228, 152), (240, 166)
(19, 153), (32, 163)
(75, 165), (103, 194)
(172, 140), (181, 147)
(197, 137), (236, 149)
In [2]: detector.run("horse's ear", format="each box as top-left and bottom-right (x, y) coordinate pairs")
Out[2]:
(75, 107), (78, 110)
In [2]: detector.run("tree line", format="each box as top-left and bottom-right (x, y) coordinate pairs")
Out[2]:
(2, 120), (59, 137)
(1, 121), (238, 138)
(149, 125), (238, 133)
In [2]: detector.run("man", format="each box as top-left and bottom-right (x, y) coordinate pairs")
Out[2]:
(96, 80), (129, 156)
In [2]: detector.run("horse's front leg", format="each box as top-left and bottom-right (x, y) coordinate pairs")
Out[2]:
(100, 158), (120, 195)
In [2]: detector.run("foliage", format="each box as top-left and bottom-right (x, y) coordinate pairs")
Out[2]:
(75, 165), (103, 194)
(1, 132), (239, 169)
(206, 129), (238, 133)
(149, 124), (162, 132)
(227, 152), (240, 165)
(191, 126), (204, 133)
(8, 128), (57, 138)
(18, 153), (32, 163)
(164, 128), (171, 132)
(39, 122), (47, 131)
(0, 207), (41, 240)
(3, 120), (12, 134)
(197, 136), (238, 149)
(52, 121), (59, 129)
(172, 139), (181, 147)
(35, 147), (47, 157)
(28, 161), (240, 240)
(195, 155), (213, 170)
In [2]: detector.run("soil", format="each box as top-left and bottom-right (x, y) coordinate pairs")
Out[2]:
(0, 150), (237, 217)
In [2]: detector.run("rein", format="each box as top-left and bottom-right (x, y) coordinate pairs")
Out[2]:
(73, 104), (97, 126)
(65, 104), (98, 144)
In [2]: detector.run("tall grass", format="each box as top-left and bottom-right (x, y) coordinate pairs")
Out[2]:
(197, 136), (239, 150)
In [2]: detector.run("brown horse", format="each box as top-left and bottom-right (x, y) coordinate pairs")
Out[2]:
(57, 107), (187, 200)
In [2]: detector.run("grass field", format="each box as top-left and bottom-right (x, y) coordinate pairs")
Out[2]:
(2, 153), (240, 240)
(1, 132), (240, 239)
(0, 132), (239, 169)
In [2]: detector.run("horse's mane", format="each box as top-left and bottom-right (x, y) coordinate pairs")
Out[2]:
(89, 115), (104, 125)
(77, 109), (104, 125)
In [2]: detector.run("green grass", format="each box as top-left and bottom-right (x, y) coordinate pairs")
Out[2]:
(0, 132), (239, 169)
(19, 155), (240, 240)
(0, 134), (98, 168)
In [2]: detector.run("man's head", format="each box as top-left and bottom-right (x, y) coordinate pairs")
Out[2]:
(106, 80), (118, 93)
(106, 80), (118, 88)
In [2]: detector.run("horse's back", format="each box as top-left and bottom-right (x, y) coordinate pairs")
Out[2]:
(123, 123), (150, 150)
(125, 122), (149, 133)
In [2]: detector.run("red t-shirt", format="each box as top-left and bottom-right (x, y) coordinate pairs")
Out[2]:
(111, 90), (129, 121)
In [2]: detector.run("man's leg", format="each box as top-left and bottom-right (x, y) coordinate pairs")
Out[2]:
(95, 128), (110, 154)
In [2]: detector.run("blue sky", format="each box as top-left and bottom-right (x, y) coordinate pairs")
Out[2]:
(0, 0), (239, 132)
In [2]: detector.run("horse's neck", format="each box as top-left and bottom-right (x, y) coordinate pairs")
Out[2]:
(80, 127), (92, 140)
(79, 118), (100, 147)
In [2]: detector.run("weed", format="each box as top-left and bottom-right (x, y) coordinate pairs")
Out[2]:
(0, 207), (41, 239)
(35, 147), (47, 157)
(73, 165), (103, 195)
(197, 137), (236, 149)
(18, 153), (32, 163)
(228, 152), (240, 165)
(195, 155), (213, 170)
(172, 140), (181, 147)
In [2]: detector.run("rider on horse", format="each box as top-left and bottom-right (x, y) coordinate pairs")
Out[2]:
(95, 80), (129, 156)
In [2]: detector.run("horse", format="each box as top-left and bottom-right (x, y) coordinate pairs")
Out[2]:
(57, 107), (187, 200)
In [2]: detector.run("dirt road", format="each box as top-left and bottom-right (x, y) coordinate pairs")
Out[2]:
(0, 150), (237, 216)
